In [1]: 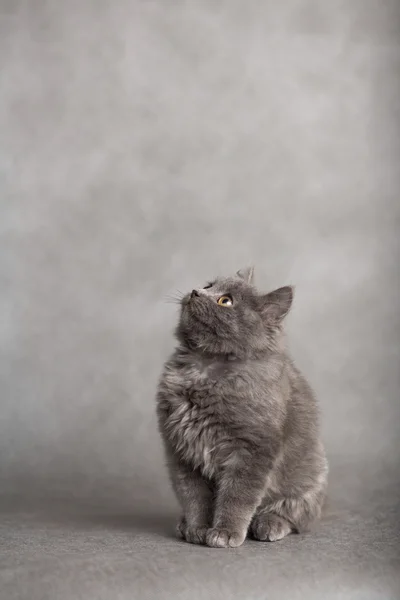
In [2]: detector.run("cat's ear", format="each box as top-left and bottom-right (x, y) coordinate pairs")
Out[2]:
(259, 286), (294, 322)
(236, 266), (254, 285)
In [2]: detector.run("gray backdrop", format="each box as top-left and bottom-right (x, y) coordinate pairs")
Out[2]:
(0, 3), (399, 598)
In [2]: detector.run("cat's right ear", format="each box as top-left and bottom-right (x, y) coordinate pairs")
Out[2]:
(259, 286), (294, 323)
(236, 266), (254, 285)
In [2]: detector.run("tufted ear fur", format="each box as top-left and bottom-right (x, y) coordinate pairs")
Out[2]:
(259, 286), (294, 322)
(236, 266), (254, 285)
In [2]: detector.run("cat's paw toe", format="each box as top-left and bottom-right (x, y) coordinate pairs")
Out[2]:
(251, 514), (292, 542)
(206, 528), (245, 548)
(185, 526), (208, 545)
(176, 519), (207, 545)
(176, 517), (186, 539)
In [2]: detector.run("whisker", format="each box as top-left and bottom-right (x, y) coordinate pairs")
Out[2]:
(164, 291), (185, 304)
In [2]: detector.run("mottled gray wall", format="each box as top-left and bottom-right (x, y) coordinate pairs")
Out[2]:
(1, 1), (399, 509)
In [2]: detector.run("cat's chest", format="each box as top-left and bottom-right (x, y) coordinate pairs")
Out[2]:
(161, 361), (226, 477)
(163, 357), (228, 404)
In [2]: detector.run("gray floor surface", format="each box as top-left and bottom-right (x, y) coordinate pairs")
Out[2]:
(1, 462), (399, 600)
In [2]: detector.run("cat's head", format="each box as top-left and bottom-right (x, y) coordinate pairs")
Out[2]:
(176, 267), (293, 358)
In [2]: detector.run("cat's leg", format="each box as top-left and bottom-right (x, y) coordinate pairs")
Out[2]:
(168, 453), (213, 545)
(206, 463), (267, 549)
(250, 510), (292, 542)
(278, 487), (326, 533)
(251, 486), (326, 542)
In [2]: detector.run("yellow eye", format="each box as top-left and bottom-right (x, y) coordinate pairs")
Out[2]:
(217, 295), (233, 307)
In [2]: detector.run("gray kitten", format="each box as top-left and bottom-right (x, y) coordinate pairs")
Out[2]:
(156, 268), (328, 548)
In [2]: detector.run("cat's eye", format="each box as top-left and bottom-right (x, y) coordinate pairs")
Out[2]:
(217, 295), (233, 307)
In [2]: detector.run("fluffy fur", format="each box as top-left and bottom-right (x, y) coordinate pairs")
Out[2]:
(156, 268), (328, 548)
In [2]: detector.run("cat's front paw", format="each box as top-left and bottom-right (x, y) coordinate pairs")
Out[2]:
(176, 518), (208, 545)
(206, 527), (246, 548)
(251, 513), (292, 542)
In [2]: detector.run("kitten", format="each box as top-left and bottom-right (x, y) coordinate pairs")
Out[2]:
(156, 267), (328, 548)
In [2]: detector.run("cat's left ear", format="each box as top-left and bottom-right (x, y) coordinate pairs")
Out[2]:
(236, 266), (254, 285)
(259, 286), (294, 322)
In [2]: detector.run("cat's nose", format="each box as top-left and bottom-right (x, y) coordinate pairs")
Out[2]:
(191, 289), (199, 298)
